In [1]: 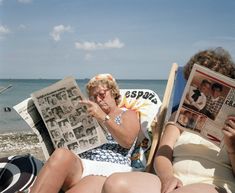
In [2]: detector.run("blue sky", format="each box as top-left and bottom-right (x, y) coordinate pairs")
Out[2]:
(0, 0), (235, 79)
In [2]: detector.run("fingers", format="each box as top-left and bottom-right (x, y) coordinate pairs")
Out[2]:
(222, 124), (235, 137)
(226, 118), (235, 129)
(79, 100), (102, 119)
(79, 100), (93, 106)
(162, 183), (176, 193)
(161, 178), (180, 193)
(227, 115), (235, 121)
(222, 116), (235, 135)
(176, 179), (183, 188)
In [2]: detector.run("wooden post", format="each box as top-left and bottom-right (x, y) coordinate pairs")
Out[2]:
(146, 63), (178, 173)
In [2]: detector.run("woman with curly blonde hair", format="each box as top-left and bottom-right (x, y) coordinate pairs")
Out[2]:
(29, 73), (140, 193)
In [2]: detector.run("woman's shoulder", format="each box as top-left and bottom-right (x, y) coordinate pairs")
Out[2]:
(123, 108), (139, 117)
(119, 108), (139, 123)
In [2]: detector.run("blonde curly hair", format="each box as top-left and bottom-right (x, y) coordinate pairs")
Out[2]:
(184, 47), (235, 80)
(86, 74), (121, 105)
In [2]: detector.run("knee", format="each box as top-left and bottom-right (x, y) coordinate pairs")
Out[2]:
(48, 148), (77, 167)
(102, 173), (129, 193)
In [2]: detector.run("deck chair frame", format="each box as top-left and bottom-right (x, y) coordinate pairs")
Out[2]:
(146, 63), (179, 173)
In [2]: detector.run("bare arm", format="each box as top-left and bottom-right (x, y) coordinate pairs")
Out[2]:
(154, 121), (183, 193)
(103, 109), (140, 149)
(222, 115), (235, 175)
(80, 100), (140, 149)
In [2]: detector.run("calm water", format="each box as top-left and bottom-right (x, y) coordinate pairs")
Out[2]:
(0, 79), (167, 133)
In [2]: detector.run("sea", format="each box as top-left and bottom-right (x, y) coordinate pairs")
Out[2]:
(0, 79), (167, 159)
(0, 79), (167, 134)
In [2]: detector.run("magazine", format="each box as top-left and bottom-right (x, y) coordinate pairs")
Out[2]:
(15, 77), (107, 155)
(174, 64), (235, 148)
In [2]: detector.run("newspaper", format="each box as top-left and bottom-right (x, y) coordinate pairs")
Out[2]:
(13, 98), (54, 158)
(17, 76), (107, 155)
(174, 64), (235, 148)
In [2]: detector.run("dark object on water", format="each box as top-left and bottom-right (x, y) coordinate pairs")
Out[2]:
(4, 107), (11, 112)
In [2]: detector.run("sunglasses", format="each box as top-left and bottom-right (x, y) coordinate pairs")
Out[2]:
(90, 89), (110, 101)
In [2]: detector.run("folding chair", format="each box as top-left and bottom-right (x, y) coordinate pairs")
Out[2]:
(118, 89), (162, 170)
(145, 63), (187, 173)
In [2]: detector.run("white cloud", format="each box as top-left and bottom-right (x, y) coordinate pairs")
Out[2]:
(0, 25), (10, 39)
(18, 24), (27, 30)
(84, 53), (93, 61)
(18, 0), (32, 4)
(50, 25), (72, 42)
(75, 38), (124, 51)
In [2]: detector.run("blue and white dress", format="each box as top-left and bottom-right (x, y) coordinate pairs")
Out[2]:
(79, 109), (136, 177)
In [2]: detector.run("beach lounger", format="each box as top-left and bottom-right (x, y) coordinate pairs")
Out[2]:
(119, 89), (162, 169)
(146, 63), (186, 173)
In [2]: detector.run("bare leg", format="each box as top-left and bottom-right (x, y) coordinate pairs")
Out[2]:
(170, 183), (227, 193)
(102, 172), (161, 193)
(66, 175), (106, 193)
(30, 148), (83, 193)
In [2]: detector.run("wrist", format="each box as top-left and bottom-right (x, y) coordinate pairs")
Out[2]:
(226, 146), (235, 155)
(227, 151), (235, 155)
(103, 114), (110, 124)
(159, 173), (174, 182)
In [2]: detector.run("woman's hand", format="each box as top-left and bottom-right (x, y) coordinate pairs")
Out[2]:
(161, 175), (183, 193)
(79, 100), (106, 122)
(222, 115), (235, 153)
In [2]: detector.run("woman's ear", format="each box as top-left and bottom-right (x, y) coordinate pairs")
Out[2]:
(110, 89), (115, 97)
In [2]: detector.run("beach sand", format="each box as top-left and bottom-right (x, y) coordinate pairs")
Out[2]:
(0, 132), (46, 161)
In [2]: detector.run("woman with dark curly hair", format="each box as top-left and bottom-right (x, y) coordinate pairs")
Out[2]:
(101, 48), (235, 193)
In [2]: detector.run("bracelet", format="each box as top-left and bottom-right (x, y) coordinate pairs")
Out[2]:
(103, 115), (110, 123)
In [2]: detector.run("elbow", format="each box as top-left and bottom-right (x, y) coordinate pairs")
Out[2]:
(120, 138), (135, 149)
(122, 141), (133, 149)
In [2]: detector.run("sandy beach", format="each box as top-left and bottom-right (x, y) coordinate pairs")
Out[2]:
(0, 132), (46, 161)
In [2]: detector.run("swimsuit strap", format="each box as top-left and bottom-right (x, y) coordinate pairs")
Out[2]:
(114, 109), (127, 125)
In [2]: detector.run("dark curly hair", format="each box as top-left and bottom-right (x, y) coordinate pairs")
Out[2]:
(184, 47), (235, 80)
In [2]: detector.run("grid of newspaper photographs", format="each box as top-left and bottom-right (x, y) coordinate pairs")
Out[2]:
(31, 77), (106, 154)
(174, 64), (235, 147)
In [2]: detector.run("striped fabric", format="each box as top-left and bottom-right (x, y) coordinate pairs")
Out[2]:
(0, 154), (44, 193)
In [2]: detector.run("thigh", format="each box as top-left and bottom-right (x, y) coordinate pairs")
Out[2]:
(103, 172), (161, 193)
(66, 175), (106, 193)
(171, 183), (227, 193)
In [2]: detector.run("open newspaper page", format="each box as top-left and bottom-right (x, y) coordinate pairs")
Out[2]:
(30, 76), (107, 154)
(174, 64), (235, 148)
(13, 98), (54, 159)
